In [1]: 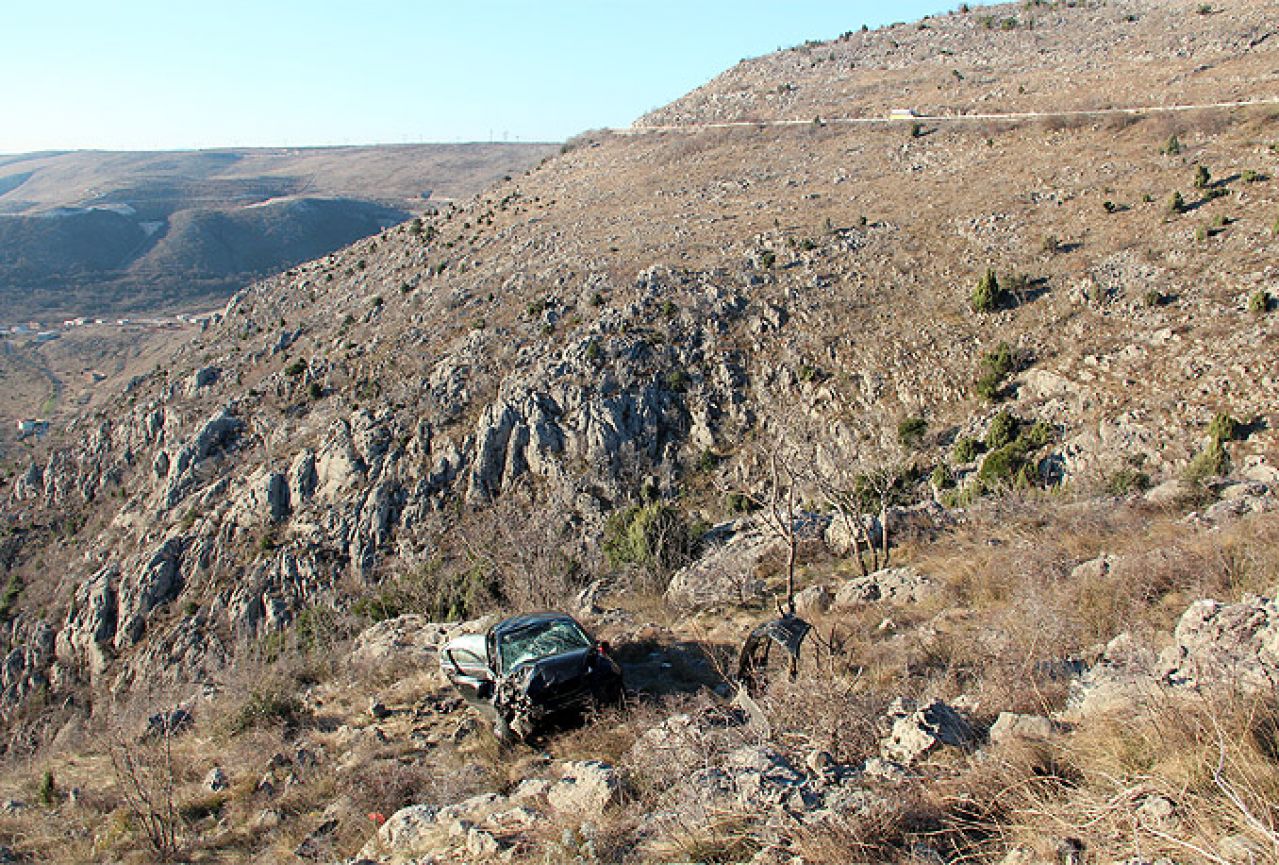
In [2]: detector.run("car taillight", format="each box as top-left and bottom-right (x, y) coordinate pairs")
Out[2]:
(597, 640), (611, 656)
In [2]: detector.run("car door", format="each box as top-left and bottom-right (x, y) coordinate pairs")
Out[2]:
(441, 640), (496, 716)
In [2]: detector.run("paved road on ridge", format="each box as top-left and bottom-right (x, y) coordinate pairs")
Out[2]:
(612, 96), (1279, 135)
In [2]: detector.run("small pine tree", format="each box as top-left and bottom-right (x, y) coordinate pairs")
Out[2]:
(1249, 290), (1271, 315)
(1162, 134), (1182, 156)
(971, 268), (1003, 312)
(1193, 165), (1211, 189)
(1207, 411), (1239, 444)
(38, 770), (57, 806)
(1168, 191), (1185, 214)
(897, 416), (928, 448)
(986, 410), (1018, 449)
(952, 437), (980, 464)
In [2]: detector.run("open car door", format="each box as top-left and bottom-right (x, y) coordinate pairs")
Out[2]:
(440, 633), (496, 715)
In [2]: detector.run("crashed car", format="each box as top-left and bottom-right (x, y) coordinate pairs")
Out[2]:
(439, 612), (624, 743)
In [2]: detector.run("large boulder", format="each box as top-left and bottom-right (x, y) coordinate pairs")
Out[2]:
(350, 615), (495, 670)
(1160, 594), (1279, 690)
(1064, 633), (1163, 720)
(546, 760), (621, 818)
(881, 700), (975, 764)
(989, 713), (1061, 746)
(665, 522), (771, 609)
(834, 567), (937, 608)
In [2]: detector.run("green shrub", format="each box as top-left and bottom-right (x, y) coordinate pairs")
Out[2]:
(1194, 165), (1211, 189)
(929, 465), (950, 489)
(760, 250), (777, 269)
(230, 691), (306, 735)
(952, 436), (980, 464)
(603, 503), (699, 577)
(1162, 135), (1182, 156)
(0, 573), (23, 622)
(971, 268), (1005, 313)
(797, 364), (823, 383)
(978, 444), (1021, 485)
(897, 416), (928, 448)
(1144, 289), (1165, 307)
(1249, 290), (1271, 314)
(1207, 411), (1239, 443)
(284, 359), (307, 377)
(986, 410), (1018, 449)
(354, 559), (494, 624)
(307, 381), (324, 400)
(38, 770), (57, 806)
(663, 369), (689, 392)
(976, 341), (1017, 401)
(975, 371), (1001, 401)
(1185, 439), (1230, 483)
(1168, 191), (1185, 214)
(1103, 466), (1152, 496)
(941, 479), (985, 509)
(1020, 419), (1053, 449)
(1242, 169), (1267, 183)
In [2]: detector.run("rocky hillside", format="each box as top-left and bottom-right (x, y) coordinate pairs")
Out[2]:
(0, 0), (1278, 861)
(0, 144), (557, 321)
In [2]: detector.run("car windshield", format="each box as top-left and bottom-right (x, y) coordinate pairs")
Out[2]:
(497, 618), (592, 673)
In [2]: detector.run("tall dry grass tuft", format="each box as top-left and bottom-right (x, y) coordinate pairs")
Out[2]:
(995, 687), (1279, 862)
(759, 670), (886, 765)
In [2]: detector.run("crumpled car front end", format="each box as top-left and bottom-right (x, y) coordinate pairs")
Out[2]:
(493, 645), (622, 742)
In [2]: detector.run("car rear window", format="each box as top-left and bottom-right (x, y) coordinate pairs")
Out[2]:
(498, 618), (592, 673)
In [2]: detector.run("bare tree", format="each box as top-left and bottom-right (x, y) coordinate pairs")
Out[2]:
(107, 711), (181, 861)
(809, 421), (910, 574)
(457, 479), (592, 610)
(722, 435), (803, 615)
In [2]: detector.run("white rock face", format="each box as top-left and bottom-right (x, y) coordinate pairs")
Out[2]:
(546, 760), (621, 818)
(362, 804), (438, 861)
(1160, 594), (1279, 690)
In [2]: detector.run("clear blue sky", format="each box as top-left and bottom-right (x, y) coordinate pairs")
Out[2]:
(2, 1), (955, 153)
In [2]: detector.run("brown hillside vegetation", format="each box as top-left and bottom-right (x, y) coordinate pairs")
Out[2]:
(0, 0), (1278, 862)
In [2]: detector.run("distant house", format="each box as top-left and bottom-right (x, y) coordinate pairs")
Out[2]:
(889, 108), (919, 120)
(34, 331), (60, 344)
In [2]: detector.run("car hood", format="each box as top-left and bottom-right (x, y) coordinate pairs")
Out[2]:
(509, 647), (594, 690)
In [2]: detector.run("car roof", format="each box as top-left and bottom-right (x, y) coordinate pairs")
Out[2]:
(490, 611), (582, 639)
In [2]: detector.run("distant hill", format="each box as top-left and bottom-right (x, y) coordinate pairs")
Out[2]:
(0, 143), (557, 322)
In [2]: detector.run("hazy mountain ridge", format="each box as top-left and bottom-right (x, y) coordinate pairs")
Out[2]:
(0, 143), (557, 321)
